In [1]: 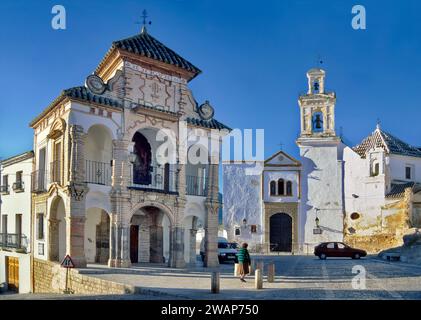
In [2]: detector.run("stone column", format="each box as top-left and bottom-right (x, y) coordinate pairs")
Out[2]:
(189, 228), (198, 265)
(119, 224), (131, 267)
(109, 138), (132, 268)
(204, 162), (220, 268)
(69, 125), (86, 183)
(66, 125), (88, 267)
(170, 226), (186, 268)
(108, 214), (117, 267)
(66, 215), (87, 267)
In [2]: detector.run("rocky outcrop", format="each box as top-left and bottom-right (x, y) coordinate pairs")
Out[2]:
(378, 228), (421, 263)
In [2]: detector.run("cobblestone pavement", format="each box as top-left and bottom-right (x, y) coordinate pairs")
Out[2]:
(1, 255), (420, 300)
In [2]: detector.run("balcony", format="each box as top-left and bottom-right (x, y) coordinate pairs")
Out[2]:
(0, 233), (28, 252)
(50, 160), (62, 185)
(85, 160), (112, 186)
(31, 170), (48, 193)
(186, 175), (207, 196)
(0, 185), (9, 195)
(129, 165), (177, 194)
(12, 181), (24, 193)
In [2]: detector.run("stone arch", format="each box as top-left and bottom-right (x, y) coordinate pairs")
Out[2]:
(48, 196), (67, 262)
(84, 207), (110, 263)
(129, 201), (175, 226)
(129, 203), (174, 264)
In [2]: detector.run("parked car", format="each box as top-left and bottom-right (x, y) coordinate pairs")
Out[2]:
(200, 237), (239, 263)
(314, 242), (367, 260)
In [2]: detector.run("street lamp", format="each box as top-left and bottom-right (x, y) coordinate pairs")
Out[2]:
(315, 216), (320, 228)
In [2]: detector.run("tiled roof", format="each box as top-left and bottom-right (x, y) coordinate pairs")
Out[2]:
(30, 86), (122, 127)
(185, 117), (231, 131)
(111, 29), (201, 76)
(386, 182), (416, 199)
(64, 86), (122, 108)
(353, 127), (421, 158)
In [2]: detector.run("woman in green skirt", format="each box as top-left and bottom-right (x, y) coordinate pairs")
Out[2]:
(237, 243), (251, 282)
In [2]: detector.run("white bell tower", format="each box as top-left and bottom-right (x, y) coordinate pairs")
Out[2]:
(296, 68), (344, 251)
(298, 68), (337, 138)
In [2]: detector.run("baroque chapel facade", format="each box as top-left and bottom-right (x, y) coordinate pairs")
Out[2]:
(29, 26), (229, 269)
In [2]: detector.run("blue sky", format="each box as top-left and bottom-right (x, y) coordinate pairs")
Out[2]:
(1, 0), (421, 160)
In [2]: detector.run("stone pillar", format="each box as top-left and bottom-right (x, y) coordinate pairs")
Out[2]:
(69, 125), (86, 183)
(170, 226), (186, 268)
(108, 214), (117, 267)
(204, 162), (220, 268)
(109, 138), (132, 268)
(119, 224), (131, 268)
(189, 229), (198, 265)
(66, 215), (87, 267)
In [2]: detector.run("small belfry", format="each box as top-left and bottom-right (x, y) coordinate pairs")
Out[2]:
(298, 68), (337, 138)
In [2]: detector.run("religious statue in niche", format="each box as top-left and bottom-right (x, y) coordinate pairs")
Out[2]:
(312, 112), (324, 132)
(132, 132), (152, 185)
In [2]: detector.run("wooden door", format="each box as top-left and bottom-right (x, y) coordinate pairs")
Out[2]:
(130, 225), (139, 263)
(269, 213), (292, 252)
(6, 256), (19, 291)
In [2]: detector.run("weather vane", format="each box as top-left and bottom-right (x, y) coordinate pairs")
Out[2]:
(136, 9), (152, 33)
(278, 142), (284, 151)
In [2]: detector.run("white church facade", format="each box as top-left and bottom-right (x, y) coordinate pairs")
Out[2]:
(224, 68), (421, 254)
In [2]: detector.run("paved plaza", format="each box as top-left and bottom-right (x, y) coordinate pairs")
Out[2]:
(2, 255), (420, 300)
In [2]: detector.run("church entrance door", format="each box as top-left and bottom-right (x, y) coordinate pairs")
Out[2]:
(130, 225), (139, 263)
(270, 213), (292, 252)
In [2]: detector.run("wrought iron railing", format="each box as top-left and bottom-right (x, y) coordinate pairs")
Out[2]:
(12, 181), (24, 192)
(0, 233), (28, 251)
(130, 164), (177, 193)
(50, 160), (62, 184)
(85, 160), (112, 186)
(31, 170), (48, 193)
(0, 185), (9, 194)
(186, 175), (207, 196)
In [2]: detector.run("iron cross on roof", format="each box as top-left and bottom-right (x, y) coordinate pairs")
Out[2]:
(136, 9), (152, 33)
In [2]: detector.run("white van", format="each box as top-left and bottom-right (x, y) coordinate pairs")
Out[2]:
(200, 237), (238, 263)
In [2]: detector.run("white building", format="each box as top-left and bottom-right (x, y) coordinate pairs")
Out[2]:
(0, 151), (33, 293)
(224, 68), (421, 254)
(223, 151), (302, 253)
(27, 25), (229, 278)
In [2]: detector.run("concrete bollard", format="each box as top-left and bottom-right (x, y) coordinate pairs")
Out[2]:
(234, 263), (240, 276)
(211, 272), (220, 294)
(267, 262), (275, 283)
(255, 269), (263, 289)
(257, 261), (264, 274)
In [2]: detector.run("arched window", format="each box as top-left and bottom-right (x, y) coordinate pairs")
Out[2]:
(371, 161), (380, 177)
(286, 181), (293, 196)
(278, 179), (285, 196)
(270, 181), (276, 196)
(132, 132), (152, 185)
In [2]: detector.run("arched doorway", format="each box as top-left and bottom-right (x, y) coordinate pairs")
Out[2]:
(132, 132), (152, 185)
(48, 197), (67, 262)
(270, 213), (292, 252)
(85, 208), (110, 263)
(130, 206), (171, 264)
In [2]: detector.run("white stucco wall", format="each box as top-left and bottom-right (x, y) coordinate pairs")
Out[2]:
(299, 141), (344, 248)
(222, 162), (263, 246)
(389, 154), (421, 182)
(0, 153), (33, 293)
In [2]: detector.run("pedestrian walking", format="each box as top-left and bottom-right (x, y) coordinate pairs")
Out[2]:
(237, 243), (251, 282)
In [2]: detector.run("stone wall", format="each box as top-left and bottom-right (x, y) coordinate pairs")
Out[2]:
(33, 259), (135, 295)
